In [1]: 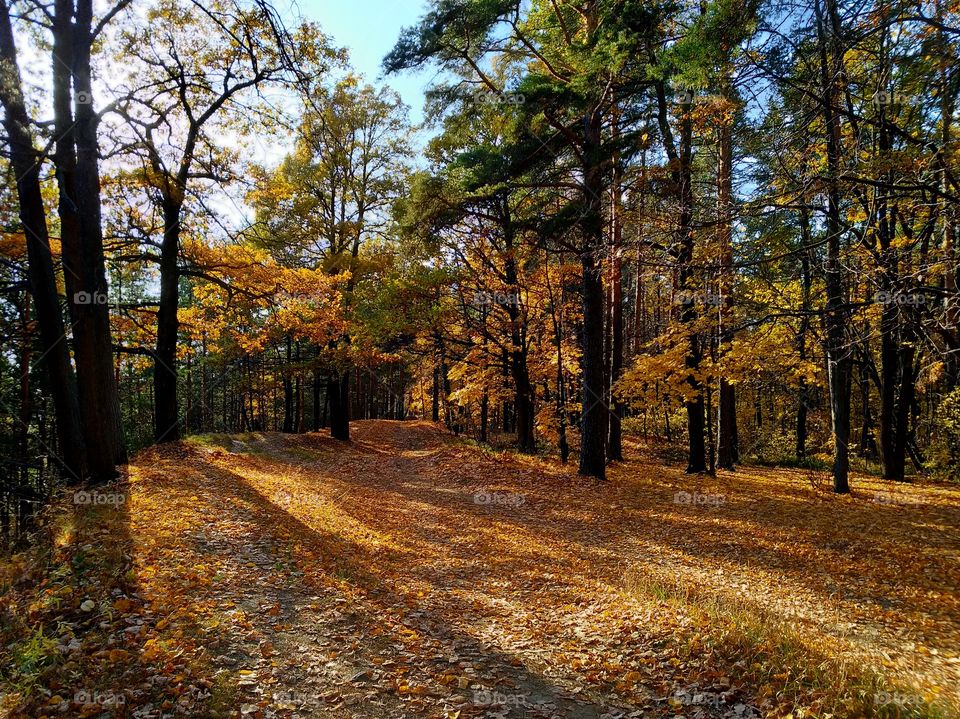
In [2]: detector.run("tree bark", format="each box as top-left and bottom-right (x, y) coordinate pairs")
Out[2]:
(716, 77), (738, 470)
(0, 0), (87, 482)
(816, 0), (851, 492)
(70, 0), (126, 471)
(607, 110), (625, 462)
(578, 110), (608, 479)
(679, 97), (706, 474)
(796, 206), (813, 459)
(329, 371), (350, 440)
(502, 200), (536, 453)
(154, 199), (182, 442)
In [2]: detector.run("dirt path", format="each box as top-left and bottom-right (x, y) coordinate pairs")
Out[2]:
(29, 419), (958, 719)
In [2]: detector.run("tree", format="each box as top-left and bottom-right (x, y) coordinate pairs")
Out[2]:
(0, 0), (86, 481)
(251, 77), (411, 440)
(114, 0), (312, 442)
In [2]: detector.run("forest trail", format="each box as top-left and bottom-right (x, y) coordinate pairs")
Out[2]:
(7, 420), (960, 718)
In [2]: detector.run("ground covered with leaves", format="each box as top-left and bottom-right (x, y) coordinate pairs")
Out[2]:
(2, 420), (959, 718)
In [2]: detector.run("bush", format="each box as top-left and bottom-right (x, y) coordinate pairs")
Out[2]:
(928, 388), (960, 482)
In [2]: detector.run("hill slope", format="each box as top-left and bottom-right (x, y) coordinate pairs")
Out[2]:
(2, 420), (959, 718)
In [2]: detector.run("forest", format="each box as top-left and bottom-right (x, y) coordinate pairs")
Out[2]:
(0, 0), (959, 717)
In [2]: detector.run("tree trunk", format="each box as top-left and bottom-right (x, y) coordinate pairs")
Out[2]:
(282, 338), (294, 432)
(329, 371), (350, 440)
(796, 207), (813, 460)
(816, 0), (851, 492)
(70, 0), (125, 471)
(545, 249), (570, 463)
(938, 0), (959, 388)
(312, 366), (323, 431)
(579, 249), (607, 478)
(608, 114), (625, 462)
(716, 77), (738, 470)
(679, 97), (706, 474)
(500, 200), (536, 452)
(0, 0), (87, 482)
(154, 199), (182, 442)
(578, 112), (607, 479)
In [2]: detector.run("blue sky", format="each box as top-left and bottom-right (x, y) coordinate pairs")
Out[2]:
(289, 0), (436, 124)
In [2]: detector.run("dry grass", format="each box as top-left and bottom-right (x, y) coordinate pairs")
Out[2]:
(627, 571), (951, 718)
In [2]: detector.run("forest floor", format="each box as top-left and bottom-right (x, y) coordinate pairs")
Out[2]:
(2, 420), (960, 719)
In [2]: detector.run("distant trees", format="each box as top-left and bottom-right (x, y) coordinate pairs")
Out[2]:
(251, 77), (411, 440)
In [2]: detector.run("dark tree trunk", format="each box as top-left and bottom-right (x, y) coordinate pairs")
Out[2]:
(154, 199), (182, 442)
(282, 339), (294, 433)
(0, 0), (87, 482)
(479, 386), (489, 443)
(70, 0), (125, 472)
(893, 343), (916, 481)
(18, 293), (31, 477)
(796, 208), (813, 460)
(546, 252), (570, 464)
(679, 98), (706, 474)
(859, 340), (877, 459)
(502, 202), (536, 453)
(716, 82), (738, 470)
(579, 249), (607, 478)
(312, 366), (323, 431)
(656, 81), (705, 473)
(607, 127), (625, 462)
(816, 0), (851, 492)
(329, 371), (350, 440)
(578, 112), (607, 479)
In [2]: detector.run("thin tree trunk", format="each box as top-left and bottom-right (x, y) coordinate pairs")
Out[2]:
(816, 0), (851, 492)
(502, 200), (536, 453)
(716, 75), (738, 470)
(608, 110), (625, 462)
(796, 206), (813, 459)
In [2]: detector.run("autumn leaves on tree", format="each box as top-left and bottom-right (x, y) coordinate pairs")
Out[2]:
(1, 0), (959, 509)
